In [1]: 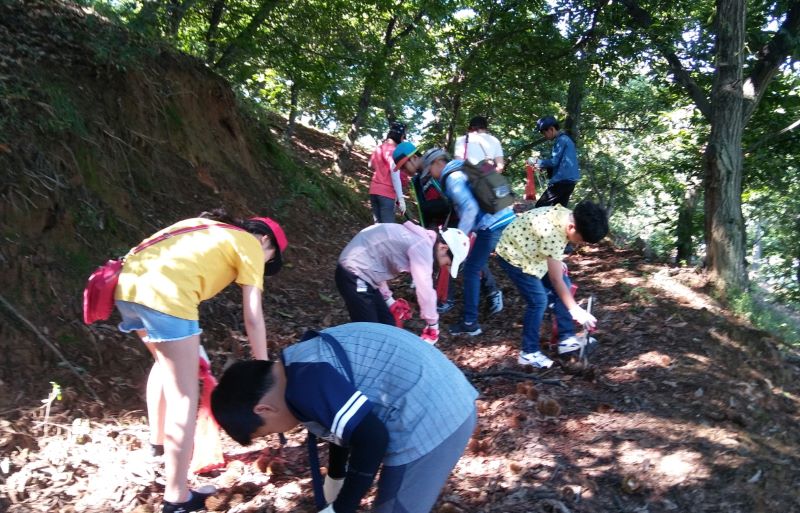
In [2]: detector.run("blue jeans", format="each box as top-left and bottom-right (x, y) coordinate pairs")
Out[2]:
(371, 194), (396, 223)
(445, 265), (497, 302)
(462, 227), (504, 324)
(497, 257), (574, 353)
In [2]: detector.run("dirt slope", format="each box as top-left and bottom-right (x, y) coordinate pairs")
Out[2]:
(1, 2), (800, 513)
(0, 0), (370, 411)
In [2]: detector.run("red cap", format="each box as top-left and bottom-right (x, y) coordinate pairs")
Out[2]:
(249, 217), (288, 275)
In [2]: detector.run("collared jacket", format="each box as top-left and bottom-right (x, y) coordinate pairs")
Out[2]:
(538, 132), (580, 184)
(437, 160), (515, 235)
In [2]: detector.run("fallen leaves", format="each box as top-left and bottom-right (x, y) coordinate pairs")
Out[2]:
(536, 397), (562, 417)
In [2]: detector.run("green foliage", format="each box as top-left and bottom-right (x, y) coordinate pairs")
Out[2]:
(258, 131), (362, 214)
(728, 289), (800, 347)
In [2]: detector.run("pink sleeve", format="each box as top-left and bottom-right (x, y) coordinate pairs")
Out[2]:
(378, 281), (392, 300)
(408, 241), (439, 325)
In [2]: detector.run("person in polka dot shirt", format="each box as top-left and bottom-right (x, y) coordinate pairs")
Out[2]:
(495, 201), (609, 368)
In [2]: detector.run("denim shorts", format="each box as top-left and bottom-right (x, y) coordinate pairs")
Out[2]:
(116, 300), (202, 342)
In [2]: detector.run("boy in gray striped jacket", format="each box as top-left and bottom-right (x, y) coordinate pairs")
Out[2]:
(211, 322), (478, 513)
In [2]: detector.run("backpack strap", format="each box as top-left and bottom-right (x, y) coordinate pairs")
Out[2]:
(130, 223), (246, 255)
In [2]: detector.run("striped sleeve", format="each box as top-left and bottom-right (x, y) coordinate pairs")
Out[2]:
(284, 362), (373, 445)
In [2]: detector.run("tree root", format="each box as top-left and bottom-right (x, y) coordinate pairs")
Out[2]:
(0, 293), (103, 403)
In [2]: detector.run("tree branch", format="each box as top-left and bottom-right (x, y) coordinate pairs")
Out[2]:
(214, 0), (281, 71)
(387, 10), (426, 47)
(743, 2), (800, 122)
(617, 0), (712, 119)
(744, 117), (800, 154)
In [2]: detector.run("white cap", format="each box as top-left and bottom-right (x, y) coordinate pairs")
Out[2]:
(440, 228), (470, 278)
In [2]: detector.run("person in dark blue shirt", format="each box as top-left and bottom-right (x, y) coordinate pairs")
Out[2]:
(211, 323), (478, 513)
(534, 115), (580, 208)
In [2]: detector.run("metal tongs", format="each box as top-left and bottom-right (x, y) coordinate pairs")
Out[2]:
(579, 295), (595, 364)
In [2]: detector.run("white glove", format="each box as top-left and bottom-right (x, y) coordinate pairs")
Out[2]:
(396, 196), (406, 215)
(319, 504), (336, 513)
(526, 157), (537, 167)
(323, 475), (344, 504)
(385, 296), (395, 307)
(569, 306), (597, 330)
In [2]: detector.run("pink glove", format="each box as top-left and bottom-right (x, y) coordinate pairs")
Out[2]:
(389, 299), (413, 327)
(421, 324), (439, 344)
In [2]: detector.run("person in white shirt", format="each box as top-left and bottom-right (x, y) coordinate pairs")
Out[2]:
(453, 116), (505, 173)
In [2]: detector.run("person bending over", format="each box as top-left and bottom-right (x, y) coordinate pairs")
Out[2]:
(335, 222), (469, 344)
(495, 201), (608, 368)
(211, 322), (478, 513)
(113, 209), (287, 512)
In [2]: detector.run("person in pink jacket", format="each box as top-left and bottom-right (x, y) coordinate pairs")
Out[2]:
(368, 122), (408, 223)
(335, 222), (469, 344)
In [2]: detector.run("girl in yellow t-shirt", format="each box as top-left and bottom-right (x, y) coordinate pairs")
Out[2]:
(113, 210), (287, 513)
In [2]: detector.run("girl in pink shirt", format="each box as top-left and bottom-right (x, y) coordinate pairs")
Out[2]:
(335, 222), (469, 344)
(368, 122), (408, 222)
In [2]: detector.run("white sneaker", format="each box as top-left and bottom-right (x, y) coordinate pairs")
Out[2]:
(518, 351), (554, 368)
(558, 335), (598, 355)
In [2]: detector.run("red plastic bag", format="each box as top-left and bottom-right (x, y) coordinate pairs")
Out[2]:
(190, 357), (225, 474)
(525, 162), (537, 201)
(82, 259), (123, 324)
(436, 265), (450, 303)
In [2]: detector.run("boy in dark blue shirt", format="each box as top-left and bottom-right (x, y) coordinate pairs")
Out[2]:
(534, 115), (580, 208)
(211, 323), (478, 513)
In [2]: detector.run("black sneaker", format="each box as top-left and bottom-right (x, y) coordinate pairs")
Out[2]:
(149, 443), (164, 457)
(437, 300), (456, 314)
(162, 490), (213, 513)
(487, 290), (503, 315)
(448, 321), (483, 336)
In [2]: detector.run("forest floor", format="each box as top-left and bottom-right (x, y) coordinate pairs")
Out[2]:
(4, 213), (800, 513)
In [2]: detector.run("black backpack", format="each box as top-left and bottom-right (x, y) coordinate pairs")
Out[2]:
(442, 161), (514, 214)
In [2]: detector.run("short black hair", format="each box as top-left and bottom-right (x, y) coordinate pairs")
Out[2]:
(468, 116), (488, 130)
(572, 200), (609, 243)
(211, 360), (276, 445)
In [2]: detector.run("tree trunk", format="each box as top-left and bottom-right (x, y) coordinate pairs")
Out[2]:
(205, 0), (226, 63)
(446, 89), (462, 153)
(564, 54), (588, 142)
(166, 0), (196, 37)
(335, 83), (374, 173)
(795, 216), (800, 287)
(334, 12), (424, 172)
(750, 221), (762, 271)
(676, 181), (701, 264)
(704, 0), (748, 294)
(285, 81), (300, 142)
